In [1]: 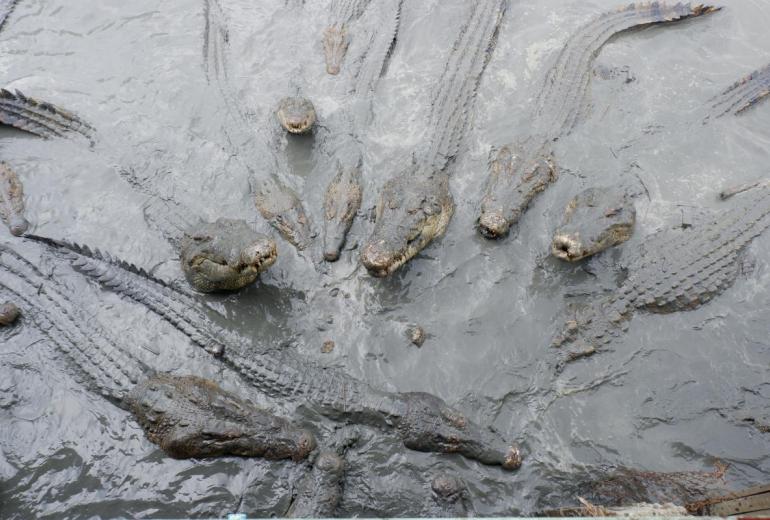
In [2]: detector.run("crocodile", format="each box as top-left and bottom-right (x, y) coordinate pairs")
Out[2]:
(552, 181), (770, 367)
(551, 186), (636, 262)
(322, 0), (373, 75)
(178, 218), (277, 293)
(0, 162), (27, 236)
(0, 300), (18, 325)
(319, 0), (403, 262)
(477, 3), (721, 239)
(360, 0), (506, 277)
(0, 0), (17, 32)
(203, 0), (314, 250)
(0, 243), (315, 461)
(28, 234), (523, 470)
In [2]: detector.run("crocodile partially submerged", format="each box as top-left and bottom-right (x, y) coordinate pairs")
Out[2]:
(0, 162), (27, 236)
(0, 88), (94, 141)
(319, 0), (403, 262)
(707, 61), (770, 119)
(0, 242), (315, 462)
(552, 181), (770, 367)
(322, 0), (373, 75)
(28, 234), (522, 470)
(552, 186), (636, 262)
(477, 3), (721, 239)
(360, 0), (505, 277)
(276, 96), (317, 135)
(203, 0), (314, 250)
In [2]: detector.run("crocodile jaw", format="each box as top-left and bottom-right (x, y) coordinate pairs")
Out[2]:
(276, 96), (317, 134)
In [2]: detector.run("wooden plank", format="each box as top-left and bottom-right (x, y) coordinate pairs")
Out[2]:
(709, 492), (770, 516)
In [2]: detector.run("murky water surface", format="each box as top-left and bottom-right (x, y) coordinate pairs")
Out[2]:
(1, 0), (770, 517)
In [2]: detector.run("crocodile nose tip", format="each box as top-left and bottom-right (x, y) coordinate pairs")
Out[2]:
(502, 445), (523, 470)
(360, 243), (391, 277)
(478, 212), (510, 239)
(323, 249), (340, 262)
(327, 64), (341, 75)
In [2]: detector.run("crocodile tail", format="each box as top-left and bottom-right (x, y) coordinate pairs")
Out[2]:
(424, 0), (505, 171)
(351, 0), (402, 99)
(0, 244), (144, 405)
(0, 89), (94, 140)
(706, 62), (770, 119)
(536, 2), (721, 137)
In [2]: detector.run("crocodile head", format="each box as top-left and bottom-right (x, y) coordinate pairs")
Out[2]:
(276, 96), (317, 134)
(180, 218), (277, 293)
(322, 25), (349, 75)
(128, 374), (316, 461)
(552, 187), (636, 262)
(478, 144), (556, 239)
(394, 392), (522, 470)
(323, 163), (362, 262)
(361, 174), (453, 277)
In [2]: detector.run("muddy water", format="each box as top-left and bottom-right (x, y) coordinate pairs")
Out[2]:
(1, 0), (770, 517)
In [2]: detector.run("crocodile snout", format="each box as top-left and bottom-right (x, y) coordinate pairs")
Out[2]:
(478, 211), (511, 239)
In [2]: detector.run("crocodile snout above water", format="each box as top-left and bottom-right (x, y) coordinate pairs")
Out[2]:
(551, 186), (636, 261)
(361, 173), (453, 277)
(180, 218), (277, 293)
(276, 96), (317, 134)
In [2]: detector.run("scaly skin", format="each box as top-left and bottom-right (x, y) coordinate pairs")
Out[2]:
(286, 452), (345, 518)
(179, 218), (277, 293)
(361, 173), (453, 277)
(31, 235), (522, 470)
(708, 62), (770, 118)
(551, 186), (636, 261)
(0, 163), (28, 236)
(322, 0), (373, 75)
(0, 243), (315, 462)
(128, 374), (315, 461)
(362, 0), (505, 275)
(323, 163), (362, 261)
(0, 301), (19, 326)
(276, 97), (317, 135)
(553, 183), (770, 368)
(477, 3), (721, 239)
(0, 88), (93, 140)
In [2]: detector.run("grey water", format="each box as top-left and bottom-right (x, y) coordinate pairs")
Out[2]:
(1, 0), (770, 517)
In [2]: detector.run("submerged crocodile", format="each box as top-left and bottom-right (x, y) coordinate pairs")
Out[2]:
(203, 0), (314, 250)
(552, 181), (770, 367)
(707, 62), (770, 119)
(427, 475), (474, 517)
(286, 451), (346, 517)
(322, 0), (373, 75)
(360, 0), (505, 277)
(28, 234), (522, 470)
(552, 186), (636, 262)
(0, 243), (315, 462)
(319, 0), (403, 261)
(477, 3), (721, 239)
